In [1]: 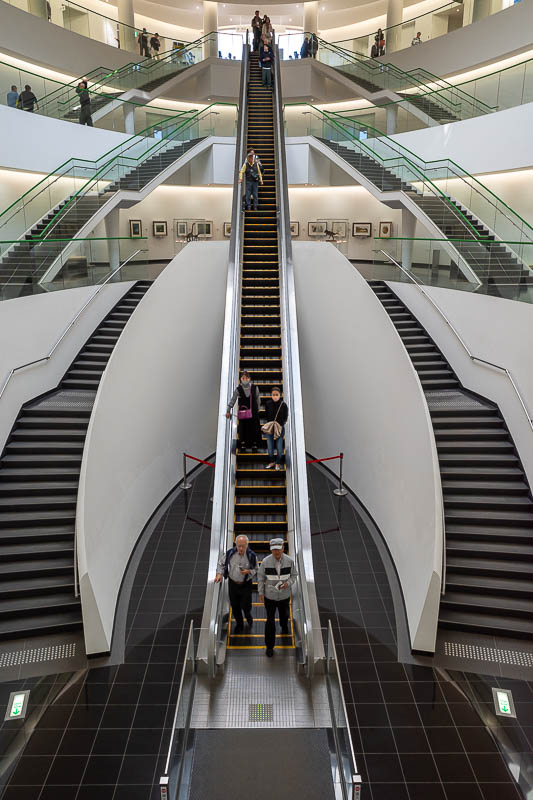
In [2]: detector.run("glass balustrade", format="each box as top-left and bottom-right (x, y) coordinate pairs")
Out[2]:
(370, 237), (533, 304)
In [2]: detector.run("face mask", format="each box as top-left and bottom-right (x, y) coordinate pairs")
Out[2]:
(241, 380), (250, 387)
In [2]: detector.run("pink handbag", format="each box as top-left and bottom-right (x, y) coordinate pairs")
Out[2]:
(238, 385), (253, 420)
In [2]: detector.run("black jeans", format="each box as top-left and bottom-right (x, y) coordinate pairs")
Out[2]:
(253, 27), (261, 50)
(264, 596), (290, 649)
(228, 578), (252, 627)
(79, 106), (93, 126)
(245, 180), (259, 210)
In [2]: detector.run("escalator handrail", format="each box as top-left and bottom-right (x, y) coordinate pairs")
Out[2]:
(201, 35), (249, 677)
(273, 40), (322, 677)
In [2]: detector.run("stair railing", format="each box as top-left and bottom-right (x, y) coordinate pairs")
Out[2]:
(376, 249), (533, 435)
(274, 39), (322, 677)
(199, 34), (249, 678)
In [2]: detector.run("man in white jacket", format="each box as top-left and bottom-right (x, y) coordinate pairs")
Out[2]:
(257, 538), (297, 657)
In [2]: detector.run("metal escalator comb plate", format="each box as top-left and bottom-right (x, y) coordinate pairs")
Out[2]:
(249, 703), (273, 722)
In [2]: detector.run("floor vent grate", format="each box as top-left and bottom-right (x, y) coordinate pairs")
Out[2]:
(0, 643), (76, 668)
(444, 641), (533, 667)
(249, 703), (273, 722)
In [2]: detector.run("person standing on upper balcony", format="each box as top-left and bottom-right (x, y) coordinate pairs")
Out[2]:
(309, 33), (318, 58)
(76, 80), (93, 127)
(7, 86), (19, 108)
(411, 31), (422, 45)
(251, 10), (263, 51)
(259, 42), (274, 87)
(300, 37), (309, 58)
(376, 28), (385, 55)
(139, 28), (150, 57)
(17, 85), (38, 112)
(150, 32), (161, 59)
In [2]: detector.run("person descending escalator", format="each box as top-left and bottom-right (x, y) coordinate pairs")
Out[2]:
(263, 387), (288, 470)
(214, 534), (257, 633)
(259, 42), (274, 88)
(226, 371), (262, 452)
(258, 539), (297, 657)
(251, 9), (263, 51)
(239, 151), (263, 211)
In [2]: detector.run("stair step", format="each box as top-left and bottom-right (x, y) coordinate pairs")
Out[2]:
(438, 608), (533, 638)
(0, 609), (82, 640)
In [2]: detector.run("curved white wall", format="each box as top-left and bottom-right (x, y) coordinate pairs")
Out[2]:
(77, 242), (228, 654)
(293, 242), (443, 653)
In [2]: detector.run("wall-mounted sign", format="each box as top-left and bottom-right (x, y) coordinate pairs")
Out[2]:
(492, 687), (516, 718)
(5, 690), (30, 721)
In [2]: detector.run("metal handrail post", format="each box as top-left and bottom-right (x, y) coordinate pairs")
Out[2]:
(333, 452), (348, 497)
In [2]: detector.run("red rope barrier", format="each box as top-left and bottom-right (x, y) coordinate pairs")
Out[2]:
(306, 454), (343, 464)
(184, 453), (215, 468)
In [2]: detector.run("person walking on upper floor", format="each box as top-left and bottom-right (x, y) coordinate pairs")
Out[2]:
(259, 42), (274, 87)
(376, 28), (385, 55)
(215, 534), (257, 633)
(239, 151), (263, 211)
(76, 80), (93, 126)
(7, 86), (19, 108)
(261, 15), (273, 47)
(258, 538), (297, 657)
(150, 32), (161, 58)
(308, 33), (318, 58)
(139, 28), (150, 57)
(263, 387), (287, 471)
(226, 370), (263, 451)
(300, 37), (309, 58)
(411, 31), (422, 45)
(17, 85), (38, 112)
(251, 10), (263, 51)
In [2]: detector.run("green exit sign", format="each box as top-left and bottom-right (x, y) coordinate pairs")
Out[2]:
(5, 690), (30, 721)
(492, 688), (516, 719)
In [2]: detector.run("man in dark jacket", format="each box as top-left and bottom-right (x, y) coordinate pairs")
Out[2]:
(215, 535), (258, 633)
(300, 37), (309, 58)
(259, 43), (274, 87)
(18, 85), (38, 112)
(239, 151), (263, 210)
(251, 10), (262, 51)
(76, 80), (93, 126)
(139, 27), (149, 57)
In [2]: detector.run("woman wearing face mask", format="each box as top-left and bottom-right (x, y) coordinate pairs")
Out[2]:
(226, 371), (262, 452)
(262, 387), (288, 470)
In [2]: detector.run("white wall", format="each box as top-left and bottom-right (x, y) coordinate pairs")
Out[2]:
(0, 0), (144, 73)
(77, 242), (228, 654)
(293, 241), (443, 653)
(0, 281), (133, 454)
(391, 283), (533, 493)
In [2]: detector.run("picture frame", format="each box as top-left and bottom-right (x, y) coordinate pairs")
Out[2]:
(152, 220), (167, 237)
(290, 221), (299, 237)
(193, 220), (213, 238)
(308, 221), (327, 237)
(379, 221), (393, 238)
(176, 220), (188, 238)
(332, 220), (347, 239)
(352, 222), (372, 237)
(223, 222), (232, 237)
(129, 219), (142, 238)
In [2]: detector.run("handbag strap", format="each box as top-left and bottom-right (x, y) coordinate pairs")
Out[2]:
(249, 383), (253, 411)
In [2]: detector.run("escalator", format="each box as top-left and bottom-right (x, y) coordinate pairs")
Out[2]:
(0, 280), (151, 641)
(370, 280), (533, 639)
(226, 49), (294, 653)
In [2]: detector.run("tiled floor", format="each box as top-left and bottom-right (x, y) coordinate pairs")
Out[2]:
(308, 463), (533, 800)
(0, 466), (213, 800)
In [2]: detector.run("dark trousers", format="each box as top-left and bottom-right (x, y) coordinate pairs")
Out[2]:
(253, 27), (261, 50)
(245, 180), (259, 210)
(261, 66), (273, 86)
(229, 578), (252, 627)
(79, 106), (93, 126)
(264, 596), (290, 649)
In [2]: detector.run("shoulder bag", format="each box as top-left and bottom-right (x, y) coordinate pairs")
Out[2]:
(262, 402), (283, 439)
(237, 385), (253, 420)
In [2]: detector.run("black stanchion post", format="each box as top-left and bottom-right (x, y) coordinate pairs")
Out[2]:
(181, 452), (192, 490)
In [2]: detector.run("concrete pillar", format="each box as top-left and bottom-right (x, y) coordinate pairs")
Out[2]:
(49, 0), (63, 26)
(123, 104), (135, 135)
(28, 0), (47, 20)
(401, 208), (416, 271)
(385, 0), (403, 53)
(203, 1), (218, 59)
(104, 208), (121, 278)
(386, 103), (398, 135)
(462, 0), (474, 26)
(303, 1), (318, 35)
(118, 0), (136, 53)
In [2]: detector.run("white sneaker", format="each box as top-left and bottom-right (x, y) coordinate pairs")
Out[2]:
(275, 464), (281, 471)
(266, 462), (275, 469)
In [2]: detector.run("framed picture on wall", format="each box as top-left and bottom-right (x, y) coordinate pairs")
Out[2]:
(379, 221), (393, 238)
(352, 222), (372, 237)
(176, 220), (188, 238)
(194, 221), (213, 238)
(332, 221), (347, 238)
(223, 222), (232, 237)
(152, 221), (167, 237)
(290, 221), (299, 237)
(129, 219), (142, 238)
(308, 221), (327, 237)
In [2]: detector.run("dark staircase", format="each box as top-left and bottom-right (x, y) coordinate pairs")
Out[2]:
(318, 137), (533, 292)
(0, 280), (151, 641)
(370, 280), (533, 639)
(397, 92), (460, 123)
(226, 51), (293, 652)
(0, 139), (203, 293)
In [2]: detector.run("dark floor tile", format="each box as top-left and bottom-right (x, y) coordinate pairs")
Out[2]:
(91, 729), (130, 755)
(364, 752), (404, 782)
(82, 755), (123, 785)
(447, 703), (484, 727)
(399, 752), (439, 782)
(2, 789), (43, 800)
(468, 753), (514, 783)
(406, 784), (446, 800)
(434, 753), (475, 782)
(117, 755), (157, 784)
(375, 663), (407, 682)
(417, 704), (454, 727)
(393, 727), (430, 753)
(425, 726), (464, 753)
(476, 783), (522, 800)
(442, 783), (483, 800)
(380, 682), (413, 703)
(458, 726), (499, 754)
(355, 704), (390, 727)
(56, 729), (96, 756)
(387, 704), (421, 727)
(46, 755), (88, 785)
(39, 787), (77, 800)
(77, 787), (116, 800)
(100, 705), (136, 729)
(370, 783), (409, 800)
(114, 786), (153, 800)
(9, 756), (51, 785)
(23, 730), (63, 756)
(351, 683), (384, 704)
(126, 729), (163, 755)
(359, 727), (396, 753)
